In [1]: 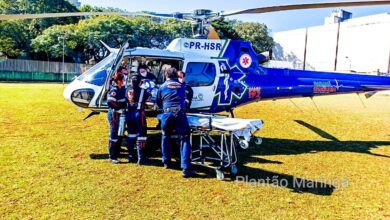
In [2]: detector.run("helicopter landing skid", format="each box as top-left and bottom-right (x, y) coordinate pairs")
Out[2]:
(229, 109), (235, 118)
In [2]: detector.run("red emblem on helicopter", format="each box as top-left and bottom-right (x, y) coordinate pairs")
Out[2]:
(239, 54), (252, 68)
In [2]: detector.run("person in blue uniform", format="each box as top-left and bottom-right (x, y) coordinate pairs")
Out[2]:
(107, 72), (127, 164)
(157, 67), (196, 178)
(178, 71), (193, 112)
(126, 64), (156, 165)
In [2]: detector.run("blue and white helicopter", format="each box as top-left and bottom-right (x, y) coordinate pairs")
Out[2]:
(58, 1), (390, 118)
(5, 1), (390, 179)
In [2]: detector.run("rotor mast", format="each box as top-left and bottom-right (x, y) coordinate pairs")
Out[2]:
(191, 9), (220, 39)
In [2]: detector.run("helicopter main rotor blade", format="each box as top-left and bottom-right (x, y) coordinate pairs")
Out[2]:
(2, 1), (389, 21)
(0, 11), (151, 21)
(0, 11), (195, 23)
(222, 0), (390, 17)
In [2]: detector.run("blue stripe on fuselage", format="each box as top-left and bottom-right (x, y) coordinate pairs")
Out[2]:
(209, 40), (390, 113)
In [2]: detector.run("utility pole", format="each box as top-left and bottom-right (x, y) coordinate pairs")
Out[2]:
(388, 49), (390, 74)
(58, 35), (66, 85)
(334, 20), (341, 71)
(303, 28), (308, 70)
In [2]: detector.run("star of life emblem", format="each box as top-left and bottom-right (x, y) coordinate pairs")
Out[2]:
(239, 54), (252, 68)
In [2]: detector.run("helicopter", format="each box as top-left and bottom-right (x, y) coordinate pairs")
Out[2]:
(2, 1), (390, 118)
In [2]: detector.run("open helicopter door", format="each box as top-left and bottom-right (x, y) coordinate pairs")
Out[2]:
(97, 41), (129, 108)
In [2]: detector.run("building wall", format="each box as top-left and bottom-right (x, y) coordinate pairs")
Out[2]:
(272, 13), (390, 73)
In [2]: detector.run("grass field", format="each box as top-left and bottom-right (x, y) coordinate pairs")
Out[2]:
(0, 83), (389, 219)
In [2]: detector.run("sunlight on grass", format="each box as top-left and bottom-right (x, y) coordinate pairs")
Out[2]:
(0, 83), (389, 218)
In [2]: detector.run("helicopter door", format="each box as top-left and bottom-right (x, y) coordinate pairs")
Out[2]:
(97, 41), (129, 107)
(183, 60), (219, 111)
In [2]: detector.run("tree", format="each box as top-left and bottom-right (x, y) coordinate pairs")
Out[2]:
(32, 16), (160, 62)
(1, 0), (79, 32)
(128, 17), (159, 48)
(31, 24), (81, 61)
(0, 37), (20, 57)
(0, 0), (80, 59)
(211, 18), (241, 40)
(0, 0), (19, 13)
(76, 16), (135, 62)
(0, 20), (30, 57)
(161, 18), (192, 46)
(18, 0), (79, 32)
(234, 22), (274, 53)
(79, 4), (126, 13)
(78, 5), (103, 12)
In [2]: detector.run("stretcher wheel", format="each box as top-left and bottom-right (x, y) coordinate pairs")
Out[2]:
(239, 140), (249, 149)
(216, 169), (224, 180)
(230, 165), (238, 175)
(255, 137), (262, 145)
(230, 165), (238, 180)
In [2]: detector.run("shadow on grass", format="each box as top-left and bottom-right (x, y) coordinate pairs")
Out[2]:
(248, 120), (390, 158)
(233, 120), (389, 195)
(295, 120), (339, 141)
(251, 137), (390, 158)
(89, 120), (389, 196)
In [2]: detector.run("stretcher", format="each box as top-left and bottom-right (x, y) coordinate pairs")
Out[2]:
(187, 113), (263, 180)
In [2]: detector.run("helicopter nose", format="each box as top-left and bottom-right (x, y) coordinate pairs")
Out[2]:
(63, 79), (97, 108)
(63, 82), (74, 102)
(63, 81), (75, 102)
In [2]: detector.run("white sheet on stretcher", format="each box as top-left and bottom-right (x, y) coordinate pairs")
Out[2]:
(187, 115), (263, 142)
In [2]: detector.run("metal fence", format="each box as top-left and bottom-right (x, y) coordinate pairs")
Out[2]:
(0, 59), (93, 82)
(0, 58), (90, 74)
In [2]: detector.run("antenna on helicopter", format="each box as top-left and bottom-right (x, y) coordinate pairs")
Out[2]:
(310, 97), (321, 113)
(289, 99), (304, 113)
(100, 41), (115, 53)
(356, 93), (367, 108)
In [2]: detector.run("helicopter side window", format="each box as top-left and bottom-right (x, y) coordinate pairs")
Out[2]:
(185, 62), (216, 87)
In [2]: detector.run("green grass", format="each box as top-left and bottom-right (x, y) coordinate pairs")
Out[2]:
(0, 83), (389, 219)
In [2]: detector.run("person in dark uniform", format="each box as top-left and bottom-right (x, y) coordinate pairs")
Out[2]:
(106, 67), (128, 158)
(137, 63), (157, 83)
(157, 67), (196, 178)
(178, 71), (193, 112)
(109, 67), (128, 87)
(107, 72), (127, 164)
(125, 64), (155, 165)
